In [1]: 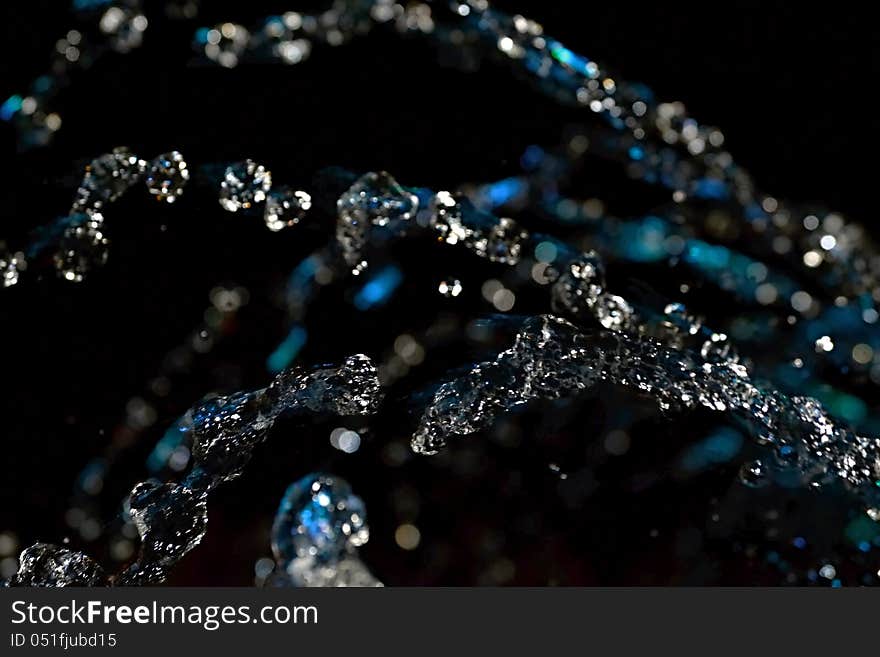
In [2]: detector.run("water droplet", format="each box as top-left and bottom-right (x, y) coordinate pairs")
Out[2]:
(336, 171), (419, 273)
(219, 160), (272, 212)
(145, 151), (189, 203)
(264, 187), (311, 231)
(272, 473), (369, 564)
(72, 147), (145, 212)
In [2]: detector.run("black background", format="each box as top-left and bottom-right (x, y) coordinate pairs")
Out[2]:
(0, 2), (876, 585)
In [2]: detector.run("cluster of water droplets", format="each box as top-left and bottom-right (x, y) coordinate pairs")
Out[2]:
(7, 354), (382, 586)
(219, 159), (272, 212)
(550, 252), (637, 332)
(6, 0), (880, 322)
(330, 171), (735, 363)
(430, 191), (528, 265)
(53, 213), (109, 282)
(145, 151), (190, 204)
(0, 147), (192, 286)
(193, 2), (382, 70)
(0, 150), (325, 289)
(216, 160), (313, 233)
(336, 171), (419, 275)
(0, 246), (26, 288)
(265, 188), (312, 232)
(269, 473), (381, 587)
(50, 148), (189, 282)
(411, 314), (880, 512)
(71, 147), (146, 212)
(6, 544), (107, 587)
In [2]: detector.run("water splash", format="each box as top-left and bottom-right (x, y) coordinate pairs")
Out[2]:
(336, 171), (419, 274)
(411, 315), (880, 513)
(53, 212), (109, 282)
(71, 147), (145, 213)
(8, 544), (107, 587)
(270, 473), (381, 587)
(9, 354), (383, 586)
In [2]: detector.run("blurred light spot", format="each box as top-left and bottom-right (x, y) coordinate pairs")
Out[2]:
(819, 564), (836, 580)
(254, 557), (275, 579)
(395, 524), (421, 550)
(481, 279), (503, 302)
(0, 558), (18, 579)
(354, 265), (402, 310)
(492, 288), (516, 312)
(267, 325), (307, 374)
(0, 532), (17, 557)
(755, 283), (778, 305)
(803, 250), (822, 267)
(534, 241), (558, 263)
(604, 430), (630, 456)
(790, 291), (813, 313)
(819, 234), (837, 250)
(815, 335), (834, 353)
(330, 427), (361, 453)
(394, 334), (425, 365)
(438, 278), (463, 297)
(852, 344), (874, 365)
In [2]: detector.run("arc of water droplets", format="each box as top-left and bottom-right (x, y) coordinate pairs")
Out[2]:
(410, 314), (880, 511)
(9, 0), (878, 318)
(334, 169), (734, 361)
(1, 147), (189, 285)
(0, 151), (316, 287)
(7, 354), (382, 587)
(2, 0), (150, 150)
(326, 171), (880, 517)
(436, 0), (880, 316)
(199, 0), (879, 319)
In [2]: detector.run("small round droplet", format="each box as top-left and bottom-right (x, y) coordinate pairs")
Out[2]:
(739, 459), (769, 488)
